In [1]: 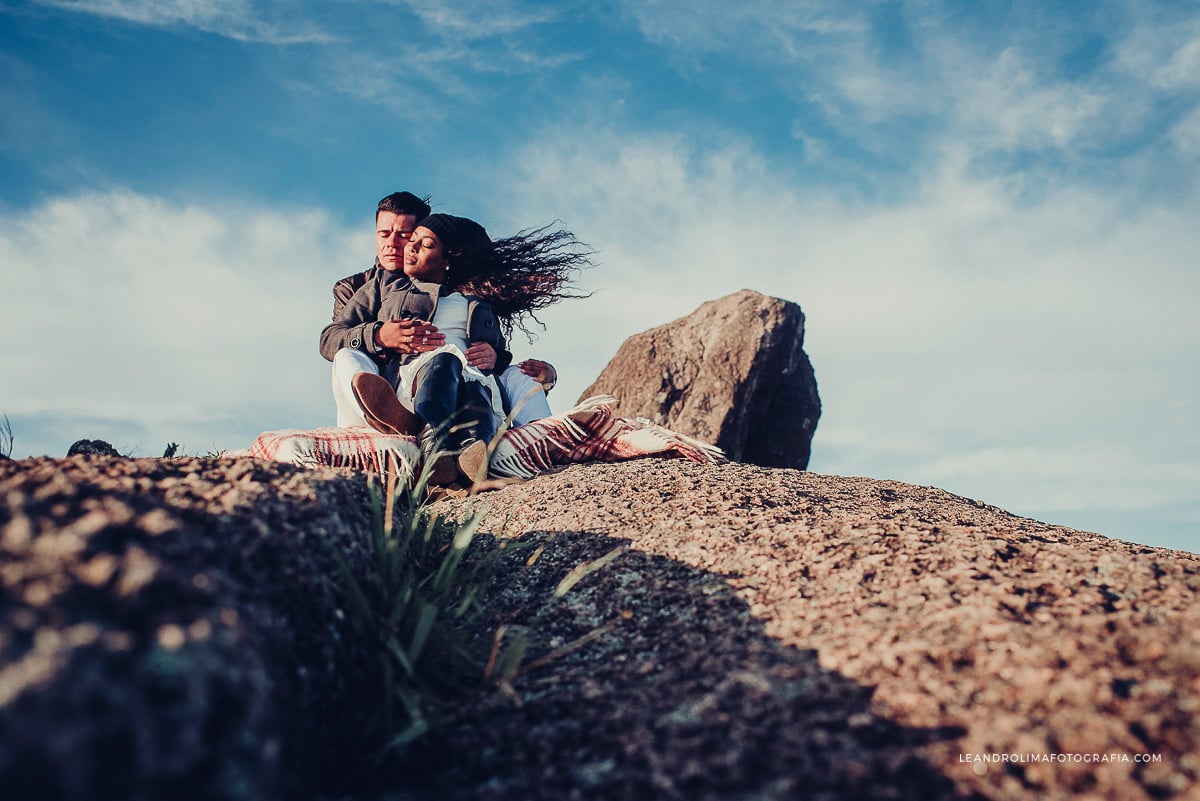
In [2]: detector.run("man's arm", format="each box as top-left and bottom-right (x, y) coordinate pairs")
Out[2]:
(331, 267), (375, 321)
(319, 280), (390, 363)
(517, 359), (558, 393)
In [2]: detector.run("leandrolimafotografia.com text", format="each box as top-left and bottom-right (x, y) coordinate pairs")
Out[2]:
(959, 752), (1163, 775)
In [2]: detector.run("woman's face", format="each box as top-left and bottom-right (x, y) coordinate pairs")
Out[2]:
(404, 226), (450, 282)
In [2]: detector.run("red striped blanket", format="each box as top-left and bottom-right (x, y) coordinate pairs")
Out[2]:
(248, 426), (421, 476)
(249, 395), (724, 478)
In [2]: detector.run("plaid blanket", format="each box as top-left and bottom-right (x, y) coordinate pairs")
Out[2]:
(488, 395), (725, 478)
(249, 395), (725, 479)
(249, 426), (422, 477)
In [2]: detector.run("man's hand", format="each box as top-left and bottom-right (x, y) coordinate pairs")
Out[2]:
(464, 342), (497, 370)
(375, 319), (445, 354)
(517, 359), (557, 391)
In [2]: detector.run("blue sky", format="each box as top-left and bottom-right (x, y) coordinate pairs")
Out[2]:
(1, 0), (1197, 553)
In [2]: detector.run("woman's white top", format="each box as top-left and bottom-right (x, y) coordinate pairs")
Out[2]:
(394, 291), (505, 428)
(431, 292), (470, 352)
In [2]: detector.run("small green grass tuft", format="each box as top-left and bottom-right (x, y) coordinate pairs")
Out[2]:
(332, 457), (524, 755)
(329, 439), (629, 790)
(0, 413), (13, 459)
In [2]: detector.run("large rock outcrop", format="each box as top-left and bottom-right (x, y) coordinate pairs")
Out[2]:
(430, 462), (1200, 801)
(2, 454), (1197, 800)
(0, 456), (382, 801)
(580, 289), (820, 469)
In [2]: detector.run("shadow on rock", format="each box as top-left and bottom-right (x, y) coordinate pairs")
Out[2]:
(403, 530), (977, 801)
(0, 456), (380, 801)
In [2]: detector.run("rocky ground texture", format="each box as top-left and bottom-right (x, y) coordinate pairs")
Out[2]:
(1, 455), (1197, 800)
(426, 460), (1200, 801)
(0, 456), (382, 800)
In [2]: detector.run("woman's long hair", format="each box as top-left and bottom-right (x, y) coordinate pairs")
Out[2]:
(452, 222), (594, 341)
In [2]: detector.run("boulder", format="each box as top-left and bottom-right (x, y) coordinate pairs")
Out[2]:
(579, 290), (820, 469)
(66, 439), (122, 457)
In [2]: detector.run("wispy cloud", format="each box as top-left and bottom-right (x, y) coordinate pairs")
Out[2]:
(394, 0), (560, 40)
(400, 3), (581, 80)
(1170, 106), (1200, 157)
(315, 0), (580, 110)
(618, 0), (864, 54)
(616, 1), (1200, 171)
(942, 47), (1112, 152)
(32, 0), (335, 44)
(1116, 10), (1200, 91)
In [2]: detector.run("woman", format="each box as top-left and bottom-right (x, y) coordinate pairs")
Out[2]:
(323, 212), (590, 484)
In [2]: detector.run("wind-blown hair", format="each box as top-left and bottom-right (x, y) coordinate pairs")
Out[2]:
(430, 219), (594, 340)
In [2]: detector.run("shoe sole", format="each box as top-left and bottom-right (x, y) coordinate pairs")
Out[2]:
(456, 440), (490, 484)
(352, 373), (420, 436)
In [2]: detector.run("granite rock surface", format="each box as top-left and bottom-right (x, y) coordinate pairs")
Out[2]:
(579, 290), (821, 469)
(0, 455), (380, 800)
(1, 455), (1196, 801)
(428, 460), (1200, 801)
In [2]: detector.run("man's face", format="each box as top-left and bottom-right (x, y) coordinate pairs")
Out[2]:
(376, 211), (419, 271)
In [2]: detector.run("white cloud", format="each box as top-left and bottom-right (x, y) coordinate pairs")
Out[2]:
(0, 189), (362, 454)
(32, 0), (334, 44)
(1116, 12), (1200, 91)
(618, 0), (864, 55)
(947, 47), (1111, 152)
(615, 1), (1200, 166)
(913, 445), (1200, 514)
(1169, 106), (1200, 157)
(395, 0), (560, 40)
(315, 0), (579, 108)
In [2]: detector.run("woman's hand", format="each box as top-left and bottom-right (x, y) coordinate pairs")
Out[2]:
(464, 342), (497, 370)
(375, 319), (445, 354)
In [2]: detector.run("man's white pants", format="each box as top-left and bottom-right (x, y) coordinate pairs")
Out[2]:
(331, 348), (551, 429)
(501, 367), (553, 427)
(331, 348), (383, 428)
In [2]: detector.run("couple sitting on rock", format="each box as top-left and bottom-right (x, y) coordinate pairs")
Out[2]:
(319, 191), (591, 485)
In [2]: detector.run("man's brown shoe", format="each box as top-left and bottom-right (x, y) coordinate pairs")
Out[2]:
(351, 373), (420, 436)
(456, 439), (490, 484)
(425, 452), (460, 486)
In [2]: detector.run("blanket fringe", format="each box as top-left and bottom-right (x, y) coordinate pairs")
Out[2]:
(632, 417), (726, 463)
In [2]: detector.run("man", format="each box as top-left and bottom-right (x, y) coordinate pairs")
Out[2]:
(324, 191), (557, 433)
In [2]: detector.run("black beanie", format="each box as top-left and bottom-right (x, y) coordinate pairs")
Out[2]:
(418, 213), (490, 255)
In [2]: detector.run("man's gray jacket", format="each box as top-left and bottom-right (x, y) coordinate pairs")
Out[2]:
(319, 267), (510, 388)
